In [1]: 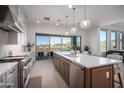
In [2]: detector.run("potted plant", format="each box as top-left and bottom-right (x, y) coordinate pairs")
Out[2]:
(26, 42), (34, 52)
(84, 45), (89, 51)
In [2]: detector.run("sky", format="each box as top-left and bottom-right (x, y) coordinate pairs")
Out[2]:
(36, 36), (49, 45)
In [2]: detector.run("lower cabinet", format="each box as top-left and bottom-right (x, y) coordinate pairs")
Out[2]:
(60, 59), (69, 85)
(85, 65), (114, 88)
(0, 74), (6, 88)
(53, 53), (114, 88)
(6, 65), (18, 88)
(0, 64), (18, 88)
(63, 61), (69, 85)
(53, 54), (70, 85)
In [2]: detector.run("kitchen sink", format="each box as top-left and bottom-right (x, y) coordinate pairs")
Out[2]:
(64, 54), (80, 57)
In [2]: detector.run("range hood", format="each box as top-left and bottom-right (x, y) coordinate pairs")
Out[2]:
(0, 5), (24, 32)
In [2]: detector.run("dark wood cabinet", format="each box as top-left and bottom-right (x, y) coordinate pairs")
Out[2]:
(60, 60), (64, 77)
(63, 61), (69, 85)
(85, 65), (114, 88)
(53, 54), (70, 85)
(53, 53), (114, 88)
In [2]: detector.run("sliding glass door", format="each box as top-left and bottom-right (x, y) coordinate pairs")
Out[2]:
(76, 36), (81, 50)
(36, 35), (50, 59)
(62, 36), (72, 51)
(50, 36), (62, 52)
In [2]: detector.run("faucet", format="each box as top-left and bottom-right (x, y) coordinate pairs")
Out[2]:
(8, 50), (13, 56)
(72, 45), (77, 55)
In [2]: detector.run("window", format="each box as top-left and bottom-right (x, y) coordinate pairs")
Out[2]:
(36, 35), (50, 52)
(111, 32), (116, 49)
(62, 37), (72, 50)
(99, 30), (107, 52)
(120, 32), (122, 49)
(50, 36), (62, 51)
(35, 34), (81, 59)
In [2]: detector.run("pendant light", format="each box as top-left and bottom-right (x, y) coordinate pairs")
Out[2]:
(65, 16), (69, 35)
(80, 5), (90, 29)
(71, 8), (78, 34)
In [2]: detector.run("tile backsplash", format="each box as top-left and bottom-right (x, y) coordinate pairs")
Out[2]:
(0, 30), (24, 58)
(0, 44), (24, 58)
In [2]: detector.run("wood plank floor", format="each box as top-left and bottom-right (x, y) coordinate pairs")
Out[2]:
(29, 59), (68, 88)
(29, 59), (124, 88)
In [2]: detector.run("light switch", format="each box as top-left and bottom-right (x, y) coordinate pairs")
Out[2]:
(106, 71), (109, 78)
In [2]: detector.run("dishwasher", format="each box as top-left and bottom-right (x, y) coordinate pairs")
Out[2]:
(69, 63), (84, 88)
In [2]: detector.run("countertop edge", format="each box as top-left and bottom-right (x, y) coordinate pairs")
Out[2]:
(53, 52), (122, 69)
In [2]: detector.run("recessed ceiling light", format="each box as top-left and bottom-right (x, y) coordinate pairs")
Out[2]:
(68, 5), (73, 8)
(36, 20), (40, 23)
(56, 20), (61, 26)
(56, 23), (59, 26)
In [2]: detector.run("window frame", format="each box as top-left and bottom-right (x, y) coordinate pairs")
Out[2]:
(99, 29), (107, 52)
(110, 31), (117, 50)
(35, 33), (81, 52)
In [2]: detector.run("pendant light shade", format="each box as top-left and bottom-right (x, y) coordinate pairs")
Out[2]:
(80, 19), (90, 28)
(70, 8), (78, 34)
(71, 27), (78, 33)
(65, 31), (69, 35)
(80, 5), (90, 29)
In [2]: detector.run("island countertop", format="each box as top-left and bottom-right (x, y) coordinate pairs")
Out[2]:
(54, 51), (122, 68)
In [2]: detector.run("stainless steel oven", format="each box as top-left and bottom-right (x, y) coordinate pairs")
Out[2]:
(21, 56), (31, 88)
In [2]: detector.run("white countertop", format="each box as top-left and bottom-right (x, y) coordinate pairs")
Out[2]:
(54, 51), (122, 68)
(0, 62), (18, 76)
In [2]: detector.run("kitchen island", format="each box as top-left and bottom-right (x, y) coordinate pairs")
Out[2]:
(53, 51), (122, 88)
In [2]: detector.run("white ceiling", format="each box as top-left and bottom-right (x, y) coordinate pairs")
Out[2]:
(107, 22), (124, 30)
(20, 5), (124, 30)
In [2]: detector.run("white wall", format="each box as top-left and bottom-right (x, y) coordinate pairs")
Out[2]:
(27, 23), (87, 54)
(85, 28), (99, 53)
(86, 27), (124, 54)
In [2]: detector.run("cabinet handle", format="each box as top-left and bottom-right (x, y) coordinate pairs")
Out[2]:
(10, 69), (15, 74)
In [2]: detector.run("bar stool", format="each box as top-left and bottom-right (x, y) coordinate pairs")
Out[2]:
(92, 52), (103, 57)
(107, 54), (123, 88)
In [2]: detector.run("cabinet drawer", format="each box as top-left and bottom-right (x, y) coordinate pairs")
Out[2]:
(0, 74), (5, 88)
(6, 75), (17, 88)
(6, 65), (17, 82)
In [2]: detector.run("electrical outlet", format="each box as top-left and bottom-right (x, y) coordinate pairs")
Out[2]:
(106, 71), (109, 78)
